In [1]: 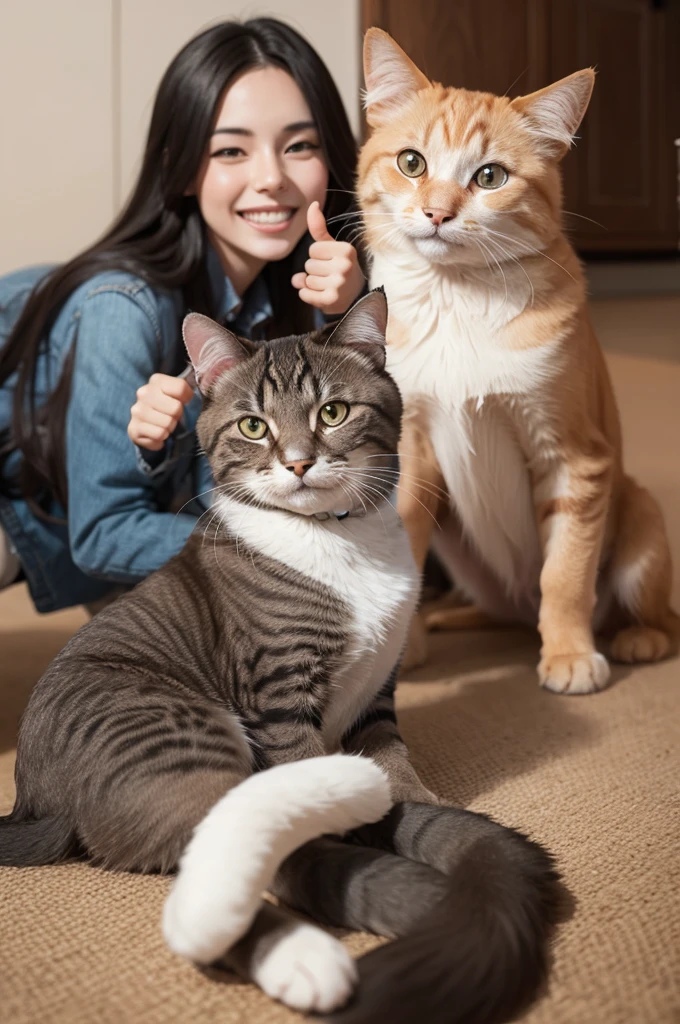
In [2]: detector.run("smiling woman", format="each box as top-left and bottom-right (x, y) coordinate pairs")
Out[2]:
(0, 18), (366, 613)
(195, 67), (329, 294)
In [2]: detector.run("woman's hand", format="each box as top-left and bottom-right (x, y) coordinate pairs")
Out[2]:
(292, 201), (365, 315)
(128, 373), (194, 451)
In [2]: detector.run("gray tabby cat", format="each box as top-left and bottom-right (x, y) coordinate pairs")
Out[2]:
(0, 291), (559, 1024)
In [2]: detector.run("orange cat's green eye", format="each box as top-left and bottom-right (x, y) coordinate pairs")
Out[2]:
(238, 416), (268, 440)
(397, 150), (427, 178)
(474, 164), (508, 190)
(319, 401), (349, 427)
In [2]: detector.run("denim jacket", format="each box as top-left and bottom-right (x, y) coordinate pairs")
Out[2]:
(0, 250), (280, 612)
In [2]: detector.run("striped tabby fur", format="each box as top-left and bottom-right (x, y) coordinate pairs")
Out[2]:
(1, 291), (560, 1022)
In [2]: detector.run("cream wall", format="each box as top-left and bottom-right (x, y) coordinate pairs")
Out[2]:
(0, 2), (116, 274)
(0, 0), (361, 275)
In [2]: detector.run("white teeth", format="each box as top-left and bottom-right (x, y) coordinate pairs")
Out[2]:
(241, 210), (293, 224)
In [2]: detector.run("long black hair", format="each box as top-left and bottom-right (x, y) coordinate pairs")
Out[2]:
(0, 17), (360, 513)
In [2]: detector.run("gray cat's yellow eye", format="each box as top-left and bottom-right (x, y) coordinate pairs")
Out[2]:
(238, 416), (268, 440)
(319, 402), (349, 427)
(397, 150), (427, 178)
(474, 164), (508, 189)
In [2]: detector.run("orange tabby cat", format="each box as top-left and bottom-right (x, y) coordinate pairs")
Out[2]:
(358, 28), (678, 694)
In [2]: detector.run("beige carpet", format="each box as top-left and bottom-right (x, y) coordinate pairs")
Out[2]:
(1, 342), (679, 1024)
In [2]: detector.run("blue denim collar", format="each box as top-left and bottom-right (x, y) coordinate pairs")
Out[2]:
(206, 244), (273, 339)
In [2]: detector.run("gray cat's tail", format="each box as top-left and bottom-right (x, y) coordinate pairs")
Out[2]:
(272, 802), (560, 1024)
(0, 807), (76, 866)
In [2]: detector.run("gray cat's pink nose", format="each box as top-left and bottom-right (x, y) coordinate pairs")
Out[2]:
(423, 207), (455, 226)
(285, 459), (315, 478)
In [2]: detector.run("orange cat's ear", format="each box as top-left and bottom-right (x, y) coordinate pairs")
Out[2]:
(363, 28), (430, 127)
(511, 69), (595, 159)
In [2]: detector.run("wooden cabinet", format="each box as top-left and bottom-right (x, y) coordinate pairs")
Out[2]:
(362, 0), (680, 253)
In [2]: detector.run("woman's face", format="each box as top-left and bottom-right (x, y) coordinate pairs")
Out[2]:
(195, 66), (329, 291)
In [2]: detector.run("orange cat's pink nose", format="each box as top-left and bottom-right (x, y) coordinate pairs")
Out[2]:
(423, 207), (456, 227)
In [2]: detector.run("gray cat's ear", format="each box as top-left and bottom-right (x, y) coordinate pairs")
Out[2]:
(324, 288), (388, 370)
(511, 69), (595, 158)
(363, 29), (430, 127)
(182, 313), (255, 394)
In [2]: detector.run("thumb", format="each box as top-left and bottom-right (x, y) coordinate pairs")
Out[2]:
(307, 200), (333, 242)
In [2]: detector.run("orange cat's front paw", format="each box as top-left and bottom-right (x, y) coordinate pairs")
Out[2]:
(538, 651), (610, 695)
(610, 626), (671, 664)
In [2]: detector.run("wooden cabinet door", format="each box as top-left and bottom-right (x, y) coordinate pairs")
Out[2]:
(550, 0), (680, 252)
(361, 0), (680, 253)
(362, 0), (550, 98)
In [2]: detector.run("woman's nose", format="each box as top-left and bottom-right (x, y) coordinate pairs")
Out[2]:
(252, 150), (285, 193)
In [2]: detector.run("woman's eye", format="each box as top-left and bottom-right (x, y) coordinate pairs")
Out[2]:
(319, 401), (349, 427)
(474, 164), (509, 189)
(286, 140), (320, 155)
(238, 416), (268, 440)
(212, 147), (246, 159)
(397, 150), (427, 178)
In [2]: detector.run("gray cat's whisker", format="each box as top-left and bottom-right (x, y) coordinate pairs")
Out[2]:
(343, 468), (448, 505)
(338, 479), (368, 519)
(339, 477), (391, 536)
(342, 475), (385, 532)
(350, 461), (450, 501)
(387, 483), (441, 530)
(175, 484), (229, 518)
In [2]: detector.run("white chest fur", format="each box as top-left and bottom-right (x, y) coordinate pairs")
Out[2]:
(371, 254), (564, 598)
(216, 498), (418, 747)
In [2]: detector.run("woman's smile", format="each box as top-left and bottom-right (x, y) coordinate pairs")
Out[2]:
(237, 204), (298, 232)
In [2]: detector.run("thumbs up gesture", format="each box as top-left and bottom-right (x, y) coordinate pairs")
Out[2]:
(291, 201), (366, 315)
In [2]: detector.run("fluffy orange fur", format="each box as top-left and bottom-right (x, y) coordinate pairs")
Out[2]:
(358, 29), (678, 693)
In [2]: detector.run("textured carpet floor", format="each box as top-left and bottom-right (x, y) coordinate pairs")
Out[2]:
(1, 346), (679, 1024)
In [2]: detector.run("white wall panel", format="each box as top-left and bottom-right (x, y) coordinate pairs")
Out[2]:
(0, 1), (115, 273)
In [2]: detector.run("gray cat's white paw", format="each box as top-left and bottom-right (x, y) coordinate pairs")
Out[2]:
(252, 923), (357, 1013)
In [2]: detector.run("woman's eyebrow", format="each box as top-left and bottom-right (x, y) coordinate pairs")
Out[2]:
(282, 121), (316, 133)
(211, 121), (316, 137)
(212, 127), (252, 137)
